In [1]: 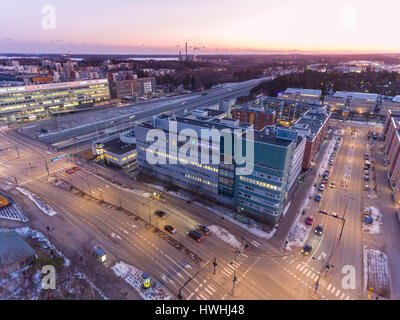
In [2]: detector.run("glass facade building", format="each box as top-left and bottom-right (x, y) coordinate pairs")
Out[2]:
(0, 79), (111, 122)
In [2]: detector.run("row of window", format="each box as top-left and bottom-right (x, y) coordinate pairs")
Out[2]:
(239, 176), (281, 192)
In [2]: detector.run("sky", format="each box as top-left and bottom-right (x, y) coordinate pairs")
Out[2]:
(1, 0), (400, 55)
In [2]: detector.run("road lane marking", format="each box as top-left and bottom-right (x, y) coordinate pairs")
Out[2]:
(330, 286), (336, 294)
(199, 293), (207, 300)
(221, 270), (230, 277)
(306, 270), (312, 277)
(207, 285), (216, 293)
(296, 264), (301, 270)
(335, 290), (341, 297)
(340, 293), (345, 299)
(327, 284), (332, 291)
(187, 292), (195, 300)
(204, 287), (213, 296)
(299, 265), (305, 272)
(223, 268), (233, 275)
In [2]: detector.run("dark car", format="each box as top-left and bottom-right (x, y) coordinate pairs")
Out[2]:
(72, 166), (79, 171)
(164, 225), (176, 234)
(314, 194), (322, 202)
(195, 225), (210, 235)
(321, 178), (328, 184)
(364, 175), (370, 181)
(314, 225), (323, 235)
(301, 244), (312, 256)
(187, 230), (203, 242)
(155, 210), (168, 219)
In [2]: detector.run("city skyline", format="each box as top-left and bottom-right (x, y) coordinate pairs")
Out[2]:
(1, 0), (400, 55)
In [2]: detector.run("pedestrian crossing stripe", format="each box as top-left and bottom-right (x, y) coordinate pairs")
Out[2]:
(204, 287), (213, 296)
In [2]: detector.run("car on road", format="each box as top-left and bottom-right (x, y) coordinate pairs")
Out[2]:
(364, 154), (369, 160)
(66, 168), (74, 174)
(154, 210), (168, 219)
(331, 152), (336, 157)
(72, 166), (79, 171)
(314, 194), (322, 202)
(164, 225), (176, 234)
(364, 185), (370, 191)
(318, 184), (325, 192)
(314, 225), (323, 235)
(329, 181), (336, 188)
(301, 244), (312, 256)
(306, 216), (314, 226)
(321, 178), (328, 185)
(364, 170), (370, 175)
(187, 230), (203, 242)
(328, 159), (334, 165)
(195, 225), (210, 235)
(364, 208), (372, 215)
(364, 175), (370, 181)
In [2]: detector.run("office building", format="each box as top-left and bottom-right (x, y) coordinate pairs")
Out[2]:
(292, 109), (331, 170)
(109, 77), (156, 99)
(135, 110), (301, 224)
(231, 106), (275, 130)
(383, 110), (400, 204)
(380, 96), (400, 116)
(0, 79), (111, 123)
(281, 88), (322, 104)
(324, 91), (378, 115)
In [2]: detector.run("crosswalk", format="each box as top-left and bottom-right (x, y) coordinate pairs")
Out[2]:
(0, 201), (28, 222)
(189, 254), (247, 300)
(294, 263), (353, 300)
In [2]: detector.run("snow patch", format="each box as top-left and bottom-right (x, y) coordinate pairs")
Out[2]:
(112, 261), (172, 300)
(16, 187), (57, 216)
(208, 225), (242, 249)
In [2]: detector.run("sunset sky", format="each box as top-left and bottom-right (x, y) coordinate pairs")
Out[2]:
(1, 0), (400, 54)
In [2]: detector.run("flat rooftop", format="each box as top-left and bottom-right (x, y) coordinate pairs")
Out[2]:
(103, 137), (136, 155)
(292, 111), (330, 140)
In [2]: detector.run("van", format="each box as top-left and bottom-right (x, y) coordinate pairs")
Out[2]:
(187, 230), (203, 242)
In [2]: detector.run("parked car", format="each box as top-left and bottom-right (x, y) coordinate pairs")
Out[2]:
(364, 154), (369, 160)
(324, 170), (330, 176)
(328, 159), (334, 166)
(329, 181), (336, 188)
(331, 152), (336, 157)
(364, 170), (370, 175)
(306, 216), (314, 226)
(314, 225), (323, 235)
(321, 178), (328, 184)
(301, 244), (312, 256)
(187, 230), (203, 242)
(364, 185), (370, 191)
(318, 184), (325, 192)
(195, 225), (210, 235)
(363, 208), (372, 215)
(164, 225), (176, 234)
(364, 175), (370, 181)
(155, 210), (168, 219)
(314, 194), (322, 202)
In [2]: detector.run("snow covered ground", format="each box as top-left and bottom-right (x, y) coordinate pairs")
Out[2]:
(16, 187), (58, 216)
(363, 246), (390, 297)
(286, 223), (311, 251)
(112, 261), (172, 300)
(362, 206), (383, 234)
(208, 225), (242, 249)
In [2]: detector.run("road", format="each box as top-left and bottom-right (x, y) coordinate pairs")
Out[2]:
(1, 120), (394, 300)
(36, 77), (272, 147)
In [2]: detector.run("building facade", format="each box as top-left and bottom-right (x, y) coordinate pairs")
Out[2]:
(292, 109), (331, 170)
(0, 79), (111, 123)
(109, 77), (156, 99)
(231, 107), (275, 130)
(281, 88), (322, 104)
(135, 111), (299, 224)
(324, 91), (378, 115)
